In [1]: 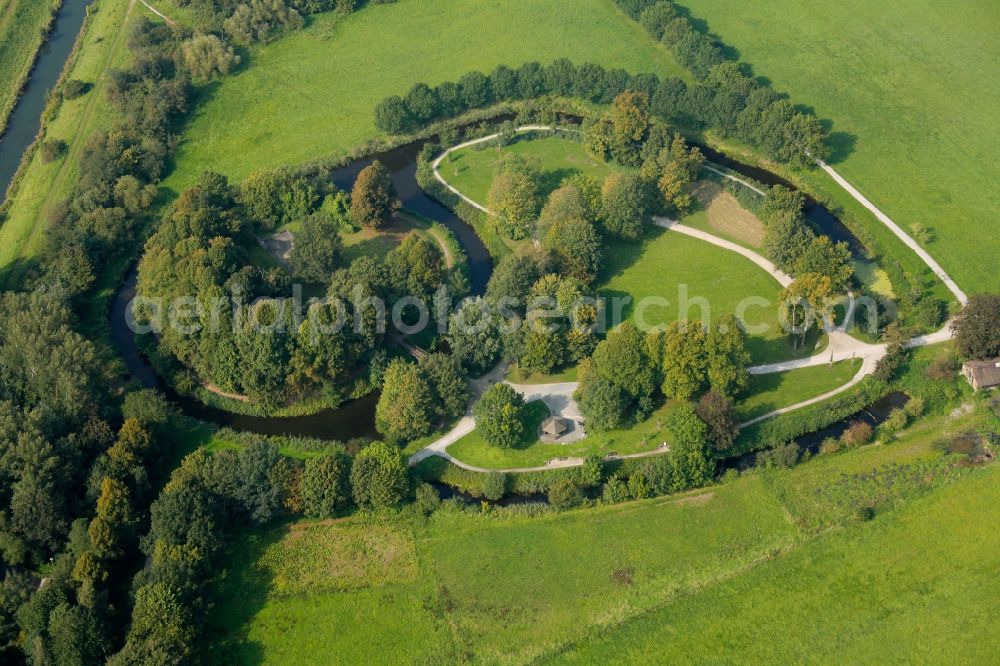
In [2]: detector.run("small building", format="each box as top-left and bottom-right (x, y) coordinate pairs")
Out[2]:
(541, 416), (570, 438)
(962, 359), (1000, 390)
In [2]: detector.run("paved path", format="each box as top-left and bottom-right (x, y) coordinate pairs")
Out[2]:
(817, 159), (968, 305)
(432, 125), (580, 213)
(652, 217), (793, 287)
(409, 142), (964, 474)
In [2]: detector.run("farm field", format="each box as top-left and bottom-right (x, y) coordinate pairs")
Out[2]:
(551, 460), (999, 663)
(676, 0), (1000, 294)
(162, 0), (686, 192)
(206, 408), (996, 664)
(0, 0), (61, 133)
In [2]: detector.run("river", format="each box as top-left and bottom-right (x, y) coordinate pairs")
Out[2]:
(0, 0), (93, 202)
(110, 123), (867, 443)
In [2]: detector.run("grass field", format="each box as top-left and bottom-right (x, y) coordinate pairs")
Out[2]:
(442, 133), (615, 204)
(600, 228), (821, 364)
(736, 358), (862, 421)
(675, 0), (1000, 294)
(436, 135), (818, 365)
(208, 406), (998, 663)
(447, 400), (676, 469)
(162, 0), (686, 192)
(0, 0), (60, 133)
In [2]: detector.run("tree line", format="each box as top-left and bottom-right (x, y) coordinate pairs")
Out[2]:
(374, 52), (827, 168)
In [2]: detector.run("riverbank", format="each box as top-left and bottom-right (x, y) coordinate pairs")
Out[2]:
(0, 0), (62, 140)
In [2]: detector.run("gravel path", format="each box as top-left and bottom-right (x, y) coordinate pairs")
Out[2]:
(410, 142), (963, 474)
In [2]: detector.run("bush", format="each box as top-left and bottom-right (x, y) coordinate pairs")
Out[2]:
(413, 483), (441, 515)
(180, 34), (240, 82)
(62, 79), (90, 100)
(547, 478), (582, 510)
(350, 441), (408, 511)
(841, 421), (874, 447)
(473, 384), (525, 449)
(40, 139), (68, 164)
(903, 396), (925, 419)
(880, 408), (908, 435)
(482, 472), (508, 501)
(755, 442), (802, 469)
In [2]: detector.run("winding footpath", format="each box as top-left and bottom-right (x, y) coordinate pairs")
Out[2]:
(412, 130), (960, 473)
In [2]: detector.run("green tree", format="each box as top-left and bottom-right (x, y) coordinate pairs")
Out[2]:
(374, 95), (410, 133)
(289, 212), (343, 283)
(793, 235), (853, 289)
(658, 322), (707, 401)
(302, 453), (351, 517)
(592, 321), (657, 402)
(458, 70), (491, 108)
(403, 83), (439, 122)
(419, 353), (468, 423)
(488, 156), (540, 240)
(375, 359), (434, 441)
(351, 160), (396, 229)
(665, 404), (714, 489)
(47, 603), (109, 666)
(705, 314), (751, 397)
(695, 390), (738, 451)
(350, 441), (408, 511)
(385, 233), (444, 299)
(538, 184), (588, 230)
(575, 372), (629, 431)
(520, 328), (565, 374)
(447, 298), (505, 374)
(608, 91), (650, 166)
(951, 294), (1000, 360)
(542, 216), (602, 285)
(108, 582), (193, 665)
(486, 253), (541, 305)
(473, 384), (525, 449)
(179, 33), (239, 82)
(600, 172), (650, 240)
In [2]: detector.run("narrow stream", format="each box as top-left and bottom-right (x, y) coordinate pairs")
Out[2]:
(0, 0), (94, 201)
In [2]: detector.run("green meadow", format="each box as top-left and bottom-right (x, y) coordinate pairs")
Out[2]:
(737, 358), (862, 421)
(163, 0), (685, 191)
(441, 133), (616, 204)
(599, 229), (818, 365)
(677, 0), (1000, 294)
(206, 406), (999, 664)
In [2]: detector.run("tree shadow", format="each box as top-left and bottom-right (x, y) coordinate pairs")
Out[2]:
(825, 131), (858, 165)
(201, 522), (289, 665)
